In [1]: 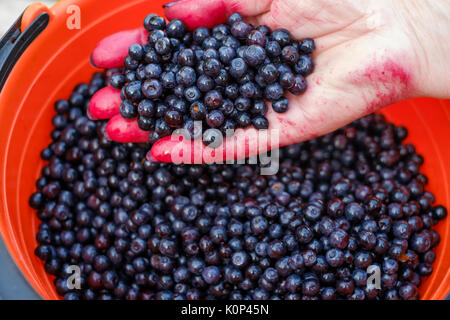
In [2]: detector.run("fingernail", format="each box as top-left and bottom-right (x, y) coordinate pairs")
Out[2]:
(163, 0), (181, 8)
(146, 153), (161, 163)
(103, 126), (112, 141)
(89, 54), (99, 68)
(86, 108), (97, 120)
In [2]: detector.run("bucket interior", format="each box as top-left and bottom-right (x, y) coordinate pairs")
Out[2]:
(0, 0), (449, 300)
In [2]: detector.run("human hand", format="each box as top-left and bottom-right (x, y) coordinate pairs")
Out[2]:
(88, 0), (450, 163)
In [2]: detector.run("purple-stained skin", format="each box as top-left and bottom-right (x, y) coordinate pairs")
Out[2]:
(88, 0), (432, 164)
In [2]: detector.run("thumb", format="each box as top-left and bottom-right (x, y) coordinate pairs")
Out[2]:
(163, 0), (272, 29)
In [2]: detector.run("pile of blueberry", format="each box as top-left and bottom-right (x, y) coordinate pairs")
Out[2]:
(109, 13), (315, 145)
(29, 73), (447, 300)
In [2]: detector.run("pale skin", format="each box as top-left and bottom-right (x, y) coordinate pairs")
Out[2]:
(88, 0), (450, 163)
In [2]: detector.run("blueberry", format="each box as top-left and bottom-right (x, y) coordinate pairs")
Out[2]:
(155, 119), (172, 137)
(204, 90), (223, 109)
(410, 231), (432, 253)
(272, 97), (289, 113)
(260, 63), (279, 84)
(110, 73), (126, 89)
(120, 100), (138, 119)
(295, 54), (314, 76)
(231, 21), (252, 39)
(302, 278), (320, 296)
(182, 119), (202, 140)
(326, 248), (344, 267)
(228, 13), (243, 26)
(220, 119), (236, 136)
(203, 58), (221, 77)
(234, 97), (251, 112)
(264, 83), (283, 101)
(299, 38), (316, 54)
(231, 251), (249, 269)
(250, 100), (268, 116)
(252, 116), (269, 130)
(193, 27), (210, 44)
(382, 258), (398, 274)
(190, 102), (207, 120)
(144, 63), (162, 79)
(176, 66), (196, 86)
(178, 48), (196, 66)
(148, 29), (165, 46)
(142, 79), (163, 99)
(268, 240), (286, 259)
(247, 30), (267, 47)
(129, 44), (144, 61)
(219, 46), (236, 64)
(197, 75), (215, 92)
(125, 81), (142, 101)
(280, 72), (298, 91)
(345, 202), (365, 222)
(243, 45), (266, 66)
(289, 74), (307, 95)
(270, 29), (292, 47)
(432, 205), (447, 221)
(240, 82), (256, 98)
(266, 41), (281, 57)
(202, 37), (220, 50)
(222, 35), (240, 49)
(137, 116), (155, 131)
(399, 283), (418, 300)
(164, 109), (183, 128)
(215, 69), (230, 86)
(229, 58), (248, 79)
(359, 231), (377, 250)
(281, 45), (299, 64)
(146, 15), (166, 31)
(124, 56), (139, 70)
(296, 225), (314, 243)
(181, 205), (199, 222)
(167, 19), (186, 38)
(235, 112), (251, 128)
(159, 72), (175, 89)
(329, 229), (349, 249)
(392, 220), (412, 239)
(184, 86), (202, 102)
(202, 266), (221, 285)
(225, 84), (239, 100)
(250, 216), (268, 235)
(155, 37), (172, 55)
(204, 48), (219, 60)
(206, 110), (225, 128)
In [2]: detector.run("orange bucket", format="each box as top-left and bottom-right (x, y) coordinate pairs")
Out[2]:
(0, 0), (449, 300)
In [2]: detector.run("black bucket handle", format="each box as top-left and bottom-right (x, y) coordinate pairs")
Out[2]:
(0, 11), (49, 93)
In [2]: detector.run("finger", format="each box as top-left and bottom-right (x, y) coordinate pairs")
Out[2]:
(253, 0), (366, 40)
(149, 126), (285, 164)
(88, 86), (122, 120)
(105, 114), (149, 143)
(91, 28), (148, 69)
(163, 0), (272, 29)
